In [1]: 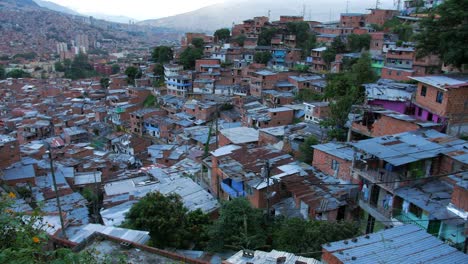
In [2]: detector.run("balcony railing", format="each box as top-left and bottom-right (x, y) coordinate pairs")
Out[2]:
(353, 167), (402, 193)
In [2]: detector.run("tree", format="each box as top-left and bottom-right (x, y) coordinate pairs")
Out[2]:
(258, 27), (278, 46)
(151, 46), (173, 64)
(347, 34), (371, 52)
(416, 0), (468, 69)
(123, 192), (210, 249)
(383, 18), (413, 42)
(124, 66), (141, 85)
(111, 64), (120, 74)
(0, 192), (100, 263)
(54, 61), (65, 72)
(63, 54), (97, 80)
(273, 218), (360, 258)
(179, 47), (203, 69)
(299, 135), (319, 163)
(331, 37), (347, 54)
(214, 28), (231, 43)
(207, 198), (267, 252)
(100, 77), (110, 89)
(254, 51), (272, 64)
(191, 38), (205, 49)
(0, 65), (5, 79)
(153, 63), (164, 77)
(232, 35), (247, 47)
(350, 52), (377, 90)
(6, 69), (31, 78)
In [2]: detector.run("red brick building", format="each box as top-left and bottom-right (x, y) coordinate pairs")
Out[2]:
(410, 75), (468, 136)
(0, 135), (21, 170)
(365, 9), (398, 26)
(312, 142), (356, 183)
(340, 13), (365, 28)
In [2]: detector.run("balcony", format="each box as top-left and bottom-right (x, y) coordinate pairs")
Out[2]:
(359, 199), (393, 224)
(353, 167), (402, 193)
(220, 178), (246, 198)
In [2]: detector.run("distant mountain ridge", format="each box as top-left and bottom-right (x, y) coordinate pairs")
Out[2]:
(33, 0), (80, 15)
(0, 0), (40, 9)
(138, 0), (393, 32)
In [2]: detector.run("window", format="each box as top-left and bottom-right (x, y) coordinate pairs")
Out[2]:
(331, 160), (339, 170)
(427, 113), (433, 122)
(420, 86), (427, 96)
(409, 203), (423, 218)
(436, 91), (443, 103)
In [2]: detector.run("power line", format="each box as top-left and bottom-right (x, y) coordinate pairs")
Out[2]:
(280, 170), (468, 187)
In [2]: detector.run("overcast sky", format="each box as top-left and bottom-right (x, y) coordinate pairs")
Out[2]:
(45, 0), (394, 20)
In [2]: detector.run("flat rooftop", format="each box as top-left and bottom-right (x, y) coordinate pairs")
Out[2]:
(220, 127), (259, 144)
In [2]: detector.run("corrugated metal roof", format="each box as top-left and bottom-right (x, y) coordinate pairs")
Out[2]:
(324, 225), (468, 264)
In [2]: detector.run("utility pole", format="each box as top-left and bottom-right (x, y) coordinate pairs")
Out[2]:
(47, 147), (67, 239)
(263, 160), (271, 221)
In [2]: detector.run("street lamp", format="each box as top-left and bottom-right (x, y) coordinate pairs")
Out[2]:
(45, 143), (67, 239)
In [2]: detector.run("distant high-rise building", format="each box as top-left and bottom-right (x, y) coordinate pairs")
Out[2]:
(75, 34), (89, 51)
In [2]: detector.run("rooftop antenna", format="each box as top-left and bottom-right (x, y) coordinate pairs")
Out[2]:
(268, 9), (271, 20)
(394, 0), (401, 10)
(346, 0), (350, 13)
(302, 3), (306, 18)
(376, 0), (381, 9)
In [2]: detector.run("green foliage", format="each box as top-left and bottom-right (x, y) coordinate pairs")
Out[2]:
(111, 64), (120, 74)
(207, 198), (267, 252)
(331, 37), (347, 54)
(300, 35), (317, 58)
(63, 54), (97, 80)
(143, 94), (158, 107)
(295, 89), (322, 102)
(179, 47), (203, 69)
(100, 77), (110, 89)
(0, 65), (5, 79)
(272, 218), (360, 258)
(0, 193), (99, 263)
(191, 38), (205, 49)
(253, 51), (272, 64)
(286, 22), (316, 58)
(6, 69), (31, 78)
(13, 52), (37, 60)
(370, 24), (384, 31)
(54, 61), (65, 72)
(151, 46), (173, 64)
(123, 192), (211, 249)
(153, 63), (164, 76)
(299, 136), (319, 163)
(347, 34), (371, 52)
(322, 53), (376, 141)
(125, 66), (142, 85)
(258, 27), (278, 46)
(416, 0), (468, 68)
(293, 64), (310, 73)
(232, 35), (247, 47)
(384, 18), (413, 42)
(214, 28), (231, 43)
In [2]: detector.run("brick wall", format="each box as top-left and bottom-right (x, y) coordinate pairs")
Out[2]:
(451, 184), (468, 212)
(312, 149), (353, 182)
(414, 83), (468, 118)
(258, 130), (281, 147)
(381, 67), (413, 81)
(0, 139), (20, 170)
(352, 115), (420, 137)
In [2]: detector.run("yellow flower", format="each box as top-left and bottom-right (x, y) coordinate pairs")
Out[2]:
(5, 209), (14, 214)
(8, 192), (16, 199)
(32, 236), (40, 243)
